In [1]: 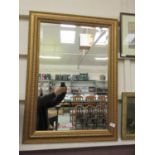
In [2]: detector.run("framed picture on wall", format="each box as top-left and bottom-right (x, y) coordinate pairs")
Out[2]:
(120, 13), (135, 57)
(121, 92), (135, 140)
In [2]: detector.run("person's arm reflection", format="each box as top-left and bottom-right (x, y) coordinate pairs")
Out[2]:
(37, 87), (67, 130)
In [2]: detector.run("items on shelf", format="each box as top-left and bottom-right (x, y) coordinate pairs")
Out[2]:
(72, 73), (89, 81)
(71, 88), (81, 94)
(96, 88), (107, 95)
(100, 74), (106, 81)
(38, 73), (108, 97)
(39, 73), (52, 80)
(88, 87), (96, 92)
(55, 74), (71, 81)
(55, 73), (89, 81)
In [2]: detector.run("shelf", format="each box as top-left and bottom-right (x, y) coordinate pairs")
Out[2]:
(38, 80), (107, 83)
(52, 80), (107, 83)
(38, 79), (107, 96)
(39, 79), (52, 82)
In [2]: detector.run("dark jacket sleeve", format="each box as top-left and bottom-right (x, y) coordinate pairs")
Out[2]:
(37, 92), (66, 130)
(39, 92), (56, 106)
(39, 92), (66, 108)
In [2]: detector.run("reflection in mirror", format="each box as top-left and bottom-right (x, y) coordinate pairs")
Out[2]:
(37, 23), (109, 131)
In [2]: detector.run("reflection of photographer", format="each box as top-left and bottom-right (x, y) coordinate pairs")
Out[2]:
(37, 83), (67, 130)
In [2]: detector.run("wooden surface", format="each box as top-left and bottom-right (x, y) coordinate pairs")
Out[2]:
(19, 145), (135, 155)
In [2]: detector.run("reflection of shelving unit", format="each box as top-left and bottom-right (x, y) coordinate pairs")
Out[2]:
(38, 80), (53, 95)
(38, 79), (108, 97)
(53, 80), (108, 95)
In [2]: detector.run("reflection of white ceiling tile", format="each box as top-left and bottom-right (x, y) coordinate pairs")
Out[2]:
(40, 23), (109, 66)
(80, 33), (93, 47)
(60, 30), (76, 44)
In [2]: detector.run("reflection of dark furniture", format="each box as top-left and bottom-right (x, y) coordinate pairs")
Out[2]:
(48, 105), (61, 130)
(75, 105), (86, 129)
(48, 116), (57, 130)
(95, 104), (106, 128)
(71, 103), (108, 130)
(85, 105), (96, 129)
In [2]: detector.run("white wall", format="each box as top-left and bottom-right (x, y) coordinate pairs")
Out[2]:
(19, 0), (135, 151)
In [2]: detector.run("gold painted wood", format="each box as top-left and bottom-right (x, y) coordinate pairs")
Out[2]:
(23, 11), (118, 144)
(121, 92), (135, 140)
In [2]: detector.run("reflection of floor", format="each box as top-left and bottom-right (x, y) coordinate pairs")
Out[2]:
(58, 113), (72, 130)
(48, 107), (107, 131)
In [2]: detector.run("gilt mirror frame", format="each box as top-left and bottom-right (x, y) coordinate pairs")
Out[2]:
(121, 92), (135, 140)
(23, 11), (118, 144)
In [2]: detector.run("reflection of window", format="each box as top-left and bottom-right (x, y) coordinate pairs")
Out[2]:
(94, 31), (108, 46)
(60, 30), (76, 44)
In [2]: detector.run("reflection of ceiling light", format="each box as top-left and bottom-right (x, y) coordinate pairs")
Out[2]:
(80, 26), (94, 29)
(95, 57), (108, 61)
(80, 33), (93, 48)
(94, 31), (108, 45)
(60, 24), (76, 28)
(40, 56), (61, 59)
(60, 30), (75, 44)
(101, 27), (109, 31)
(96, 27), (101, 31)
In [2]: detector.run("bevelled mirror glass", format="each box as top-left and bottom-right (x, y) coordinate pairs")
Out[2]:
(23, 11), (118, 143)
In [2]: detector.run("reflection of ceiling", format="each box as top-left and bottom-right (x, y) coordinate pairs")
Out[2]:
(39, 23), (109, 66)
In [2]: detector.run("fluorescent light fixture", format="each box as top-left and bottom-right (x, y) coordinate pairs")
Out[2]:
(95, 57), (108, 61)
(40, 56), (61, 59)
(60, 30), (75, 44)
(96, 27), (101, 31)
(80, 33), (93, 47)
(60, 24), (76, 28)
(80, 26), (94, 29)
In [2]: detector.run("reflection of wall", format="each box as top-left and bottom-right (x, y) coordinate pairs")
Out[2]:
(19, 0), (135, 151)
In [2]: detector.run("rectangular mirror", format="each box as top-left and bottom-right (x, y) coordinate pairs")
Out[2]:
(23, 11), (118, 143)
